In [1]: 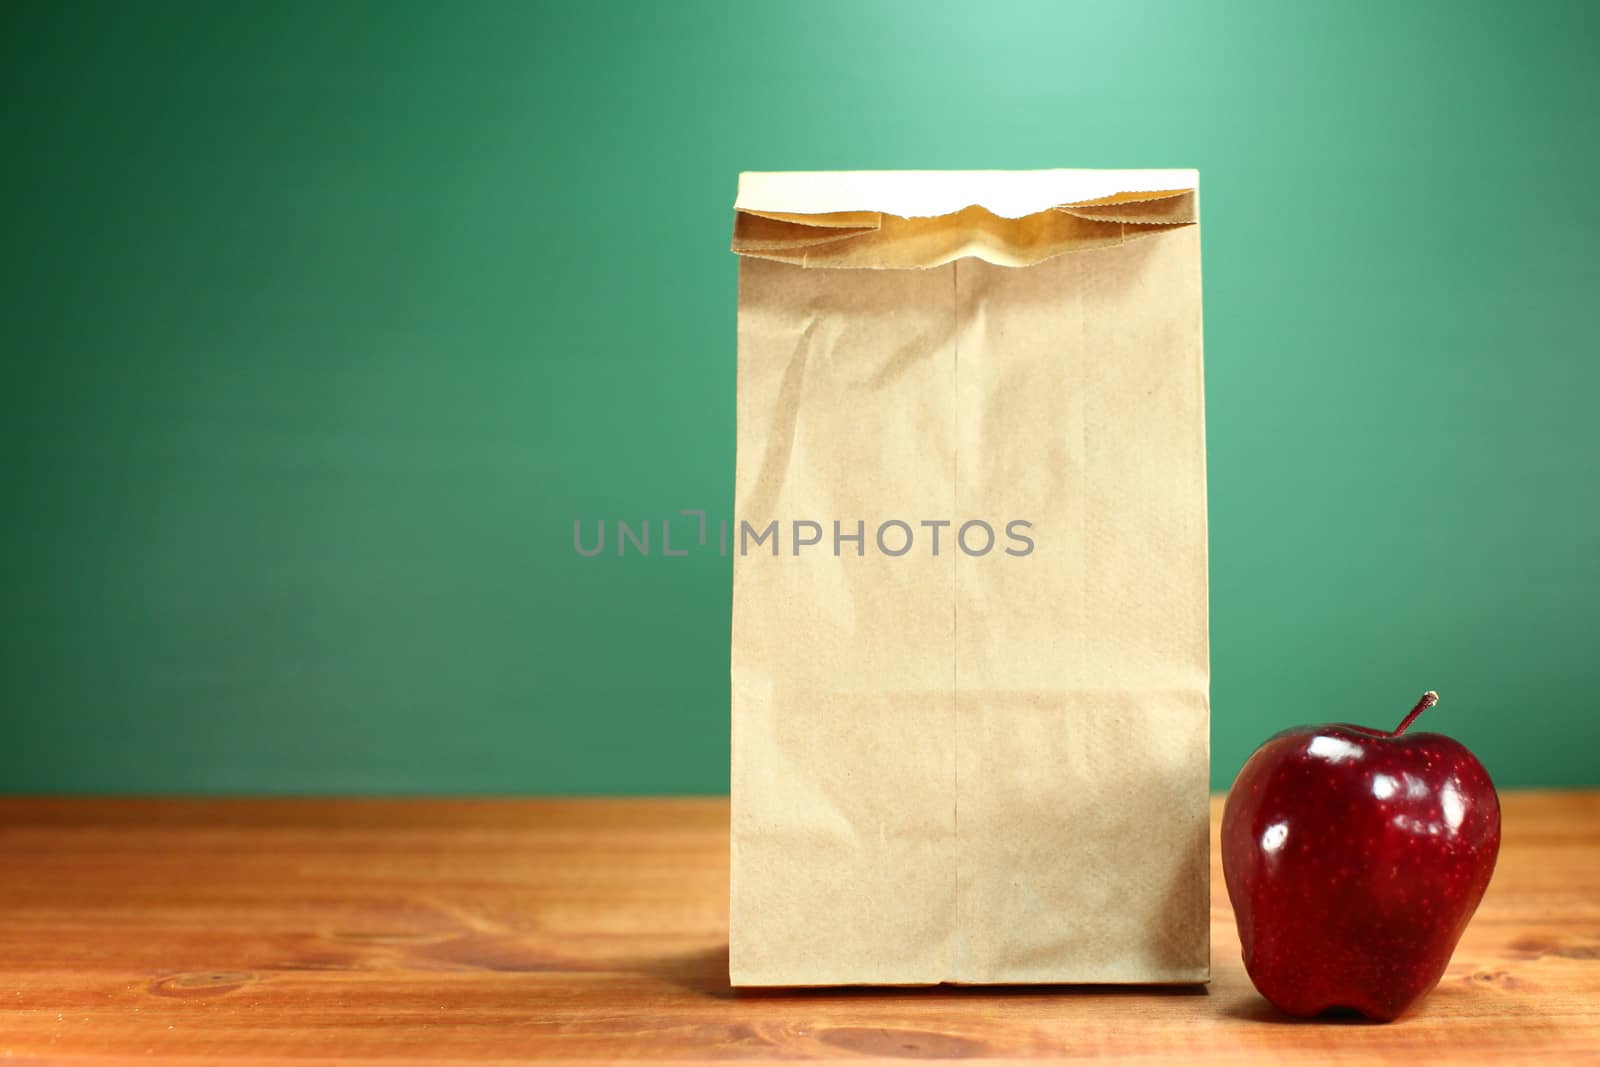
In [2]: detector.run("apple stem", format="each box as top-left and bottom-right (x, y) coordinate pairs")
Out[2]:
(1392, 691), (1439, 737)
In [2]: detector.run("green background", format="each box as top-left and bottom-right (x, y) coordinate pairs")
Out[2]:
(3, 1), (1595, 794)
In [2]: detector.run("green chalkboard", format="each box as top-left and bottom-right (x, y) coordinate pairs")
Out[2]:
(2, 0), (1596, 793)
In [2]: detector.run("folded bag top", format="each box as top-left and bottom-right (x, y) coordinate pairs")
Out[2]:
(732, 169), (1197, 268)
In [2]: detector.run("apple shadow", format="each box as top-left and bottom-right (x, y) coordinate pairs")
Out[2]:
(1222, 998), (1385, 1026)
(639, 943), (1210, 1002)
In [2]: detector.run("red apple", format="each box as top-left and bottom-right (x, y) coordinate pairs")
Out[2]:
(1221, 691), (1500, 1021)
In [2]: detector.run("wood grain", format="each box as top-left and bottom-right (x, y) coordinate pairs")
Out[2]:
(0, 792), (1596, 1064)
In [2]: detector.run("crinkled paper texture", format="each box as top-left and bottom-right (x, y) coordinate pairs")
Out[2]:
(729, 170), (1210, 986)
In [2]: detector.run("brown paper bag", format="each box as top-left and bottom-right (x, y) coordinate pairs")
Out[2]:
(729, 170), (1209, 987)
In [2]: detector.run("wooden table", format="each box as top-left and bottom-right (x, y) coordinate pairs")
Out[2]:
(1, 793), (1596, 1064)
